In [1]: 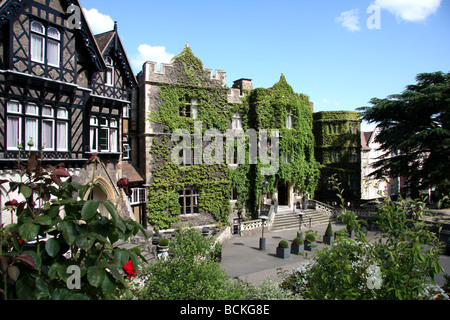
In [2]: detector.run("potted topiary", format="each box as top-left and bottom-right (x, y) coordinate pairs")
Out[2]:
(276, 240), (290, 259)
(157, 238), (169, 253)
(304, 230), (317, 252)
(323, 221), (334, 245)
(291, 237), (304, 255)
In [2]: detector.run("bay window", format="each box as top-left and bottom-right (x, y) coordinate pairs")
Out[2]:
(90, 115), (119, 153)
(6, 101), (69, 152)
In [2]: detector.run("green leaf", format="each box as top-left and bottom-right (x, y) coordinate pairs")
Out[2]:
(45, 238), (60, 258)
(58, 221), (78, 246)
(35, 278), (50, 298)
(47, 205), (61, 219)
(101, 273), (116, 296)
(75, 233), (95, 250)
(20, 184), (33, 198)
(87, 266), (106, 288)
(19, 222), (40, 242)
(51, 288), (69, 300)
(81, 200), (99, 221)
(15, 273), (36, 300)
(114, 248), (130, 269)
(7, 265), (20, 281)
(34, 215), (52, 226)
(67, 293), (90, 300)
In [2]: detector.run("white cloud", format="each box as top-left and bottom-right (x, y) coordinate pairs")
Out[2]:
(374, 0), (442, 22)
(83, 8), (115, 34)
(335, 9), (361, 32)
(131, 44), (175, 71)
(322, 98), (342, 107)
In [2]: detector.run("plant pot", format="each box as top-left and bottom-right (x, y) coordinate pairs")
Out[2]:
(273, 201), (279, 213)
(291, 243), (304, 255)
(304, 241), (316, 252)
(323, 235), (334, 245)
(157, 245), (169, 253)
(276, 247), (290, 259)
(303, 198), (309, 210)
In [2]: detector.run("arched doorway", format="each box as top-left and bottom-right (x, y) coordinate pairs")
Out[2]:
(87, 177), (117, 218)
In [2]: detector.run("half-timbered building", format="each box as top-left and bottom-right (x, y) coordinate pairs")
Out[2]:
(0, 0), (144, 226)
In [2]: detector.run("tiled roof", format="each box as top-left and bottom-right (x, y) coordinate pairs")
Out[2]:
(361, 131), (373, 150)
(94, 31), (115, 53)
(122, 163), (144, 184)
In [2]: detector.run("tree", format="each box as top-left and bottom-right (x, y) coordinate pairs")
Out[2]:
(358, 71), (450, 198)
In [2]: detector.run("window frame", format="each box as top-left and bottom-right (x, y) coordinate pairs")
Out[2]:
(30, 21), (61, 67)
(178, 187), (200, 215)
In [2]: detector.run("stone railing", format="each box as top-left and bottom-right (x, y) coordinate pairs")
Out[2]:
(308, 200), (340, 219)
(239, 204), (275, 237)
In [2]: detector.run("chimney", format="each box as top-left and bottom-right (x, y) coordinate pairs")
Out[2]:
(233, 78), (253, 95)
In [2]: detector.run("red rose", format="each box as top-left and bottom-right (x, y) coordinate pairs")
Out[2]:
(6, 199), (19, 207)
(122, 260), (136, 279)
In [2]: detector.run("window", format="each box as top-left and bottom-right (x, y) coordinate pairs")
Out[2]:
(56, 108), (69, 151)
(25, 103), (39, 151)
(123, 144), (131, 160)
(7, 101), (22, 150)
(31, 21), (60, 67)
(105, 57), (114, 86)
(123, 105), (130, 118)
(232, 112), (243, 130)
(42, 106), (54, 151)
(286, 108), (293, 129)
(130, 188), (147, 205)
(110, 119), (118, 153)
(31, 21), (45, 63)
(90, 116), (98, 152)
(348, 149), (359, 163)
(90, 115), (119, 153)
(47, 27), (60, 67)
(282, 153), (291, 164)
(179, 98), (198, 118)
(179, 188), (199, 215)
(191, 99), (198, 119)
(6, 101), (69, 152)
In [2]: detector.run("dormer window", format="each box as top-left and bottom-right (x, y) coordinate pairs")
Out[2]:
(105, 57), (114, 86)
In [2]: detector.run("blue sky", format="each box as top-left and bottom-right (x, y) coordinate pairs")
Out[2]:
(81, 0), (450, 130)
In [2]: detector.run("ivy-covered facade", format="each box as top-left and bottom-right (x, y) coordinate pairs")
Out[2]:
(132, 45), (321, 231)
(313, 111), (362, 205)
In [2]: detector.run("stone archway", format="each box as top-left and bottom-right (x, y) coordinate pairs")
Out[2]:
(87, 176), (118, 218)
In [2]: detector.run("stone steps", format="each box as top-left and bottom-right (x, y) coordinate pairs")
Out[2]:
(271, 207), (331, 232)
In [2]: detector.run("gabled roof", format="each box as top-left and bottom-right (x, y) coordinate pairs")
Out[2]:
(361, 131), (373, 150)
(93, 23), (137, 89)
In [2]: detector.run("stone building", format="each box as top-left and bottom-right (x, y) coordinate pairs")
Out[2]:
(361, 129), (401, 200)
(132, 45), (320, 231)
(313, 111), (362, 206)
(0, 0), (143, 226)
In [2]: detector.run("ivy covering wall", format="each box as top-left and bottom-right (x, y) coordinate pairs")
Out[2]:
(313, 111), (362, 204)
(244, 75), (321, 215)
(145, 46), (321, 229)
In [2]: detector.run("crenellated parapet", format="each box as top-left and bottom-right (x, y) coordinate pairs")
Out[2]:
(137, 55), (227, 88)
